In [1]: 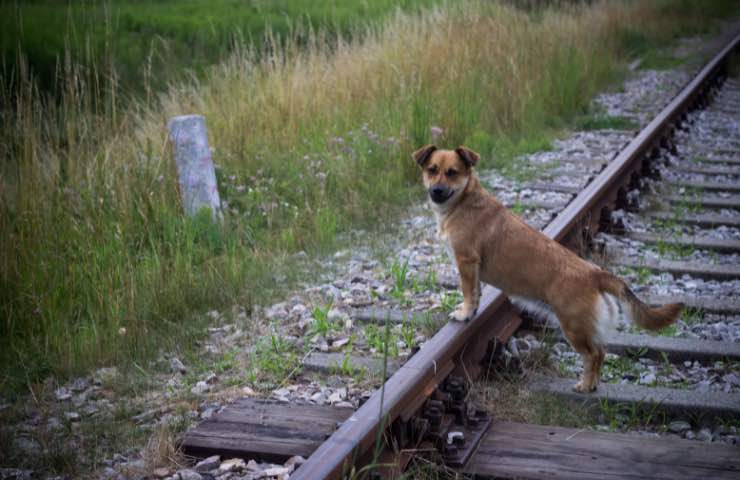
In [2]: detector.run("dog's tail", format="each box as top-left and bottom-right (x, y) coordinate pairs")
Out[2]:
(598, 272), (683, 331)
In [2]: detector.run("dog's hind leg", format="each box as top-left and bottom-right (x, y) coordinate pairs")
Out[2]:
(581, 343), (606, 392)
(566, 333), (605, 393)
(558, 310), (606, 393)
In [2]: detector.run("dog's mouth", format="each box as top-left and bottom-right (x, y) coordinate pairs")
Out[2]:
(429, 187), (454, 204)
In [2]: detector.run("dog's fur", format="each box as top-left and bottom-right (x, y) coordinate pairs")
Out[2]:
(414, 145), (683, 392)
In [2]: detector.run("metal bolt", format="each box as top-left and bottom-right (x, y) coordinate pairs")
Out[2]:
(447, 431), (464, 446)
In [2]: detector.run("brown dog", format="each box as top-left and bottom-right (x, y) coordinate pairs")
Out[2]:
(414, 144), (683, 392)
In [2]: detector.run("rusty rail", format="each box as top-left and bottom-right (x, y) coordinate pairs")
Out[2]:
(292, 30), (740, 480)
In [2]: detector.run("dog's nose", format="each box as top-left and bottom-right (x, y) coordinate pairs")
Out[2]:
(429, 185), (452, 204)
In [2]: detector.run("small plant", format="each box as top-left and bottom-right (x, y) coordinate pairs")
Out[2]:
(364, 324), (399, 357)
(422, 269), (439, 292)
(311, 300), (336, 337)
(601, 354), (641, 382)
(417, 311), (444, 337)
(618, 265), (652, 285)
(214, 349), (238, 374)
(400, 318), (417, 350)
(511, 199), (527, 216)
(439, 291), (463, 313)
(681, 307), (704, 326)
(389, 258), (411, 300)
(251, 327), (299, 385)
(598, 398), (666, 431)
(657, 323), (678, 337)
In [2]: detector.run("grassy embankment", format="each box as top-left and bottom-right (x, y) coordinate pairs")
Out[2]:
(2, 0), (739, 395)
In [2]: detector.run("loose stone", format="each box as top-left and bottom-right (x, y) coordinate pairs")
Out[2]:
(668, 420), (691, 434)
(191, 456), (219, 474)
(176, 470), (203, 480)
(218, 458), (246, 474)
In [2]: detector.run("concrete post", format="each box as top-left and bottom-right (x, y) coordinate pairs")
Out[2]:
(167, 115), (222, 219)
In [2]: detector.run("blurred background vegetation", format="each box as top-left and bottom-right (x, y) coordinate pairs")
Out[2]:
(1, 0), (440, 94)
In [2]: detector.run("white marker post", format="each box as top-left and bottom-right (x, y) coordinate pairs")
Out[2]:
(167, 115), (222, 219)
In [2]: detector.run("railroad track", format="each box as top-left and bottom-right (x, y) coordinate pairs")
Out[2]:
(179, 32), (740, 479)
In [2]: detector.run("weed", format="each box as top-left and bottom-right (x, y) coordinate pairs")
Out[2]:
(601, 354), (643, 383)
(439, 291), (463, 313)
(655, 239), (694, 259)
(511, 199), (528, 216)
(364, 324), (399, 358)
(214, 350), (239, 374)
(311, 301), (337, 337)
(681, 307), (705, 326)
(416, 312), (445, 337)
(249, 327), (299, 386)
(400, 319), (418, 350)
(389, 258), (412, 301)
(658, 323), (679, 337)
(421, 269), (439, 293)
(620, 266), (652, 285)
(598, 398), (667, 431)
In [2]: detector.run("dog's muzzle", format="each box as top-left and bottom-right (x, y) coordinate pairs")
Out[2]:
(429, 185), (454, 204)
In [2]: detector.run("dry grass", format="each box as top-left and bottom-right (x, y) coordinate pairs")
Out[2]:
(1, 0), (737, 391)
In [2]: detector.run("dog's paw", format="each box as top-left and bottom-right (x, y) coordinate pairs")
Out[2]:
(449, 305), (476, 322)
(573, 380), (597, 393)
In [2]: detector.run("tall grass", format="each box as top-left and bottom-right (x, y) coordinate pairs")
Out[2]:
(1, 0), (737, 394)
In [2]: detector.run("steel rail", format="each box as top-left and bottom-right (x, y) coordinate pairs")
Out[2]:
(292, 30), (740, 480)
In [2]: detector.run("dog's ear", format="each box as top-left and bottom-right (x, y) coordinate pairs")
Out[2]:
(456, 146), (480, 168)
(412, 144), (437, 167)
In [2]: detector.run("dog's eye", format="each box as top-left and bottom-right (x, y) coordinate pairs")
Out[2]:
(446, 169), (458, 177)
(428, 166), (439, 174)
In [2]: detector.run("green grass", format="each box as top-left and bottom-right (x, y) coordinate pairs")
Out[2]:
(655, 239), (694, 259)
(597, 398), (668, 431)
(2, 0), (739, 396)
(248, 325), (300, 388)
(619, 265), (653, 285)
(0, 0), (441, 95)
(681, 307), (705, 326)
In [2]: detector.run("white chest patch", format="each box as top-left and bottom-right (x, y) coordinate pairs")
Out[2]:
(435, 213), (457, 267)
(443, 236), (456, 266)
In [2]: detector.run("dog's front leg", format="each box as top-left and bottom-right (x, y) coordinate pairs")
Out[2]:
(450, 254), (480, 322)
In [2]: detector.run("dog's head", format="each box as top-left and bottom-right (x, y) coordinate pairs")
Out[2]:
(413, 145), (479, 210)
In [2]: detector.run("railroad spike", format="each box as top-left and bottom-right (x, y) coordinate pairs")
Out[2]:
(661, 136), (677, 156)
(598, 207), (613, 233)
(615, 187), (629, 211)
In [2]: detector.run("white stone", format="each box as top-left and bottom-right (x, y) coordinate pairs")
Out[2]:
(190, 381), (210, 395)
(64, 411), (80, 422)
(218, 458), (246, 474)
(256, 465), (293, 478)
(55, 387), (72, 401)
(170, 357), (187, 374)
(242, 386), (257, 396)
